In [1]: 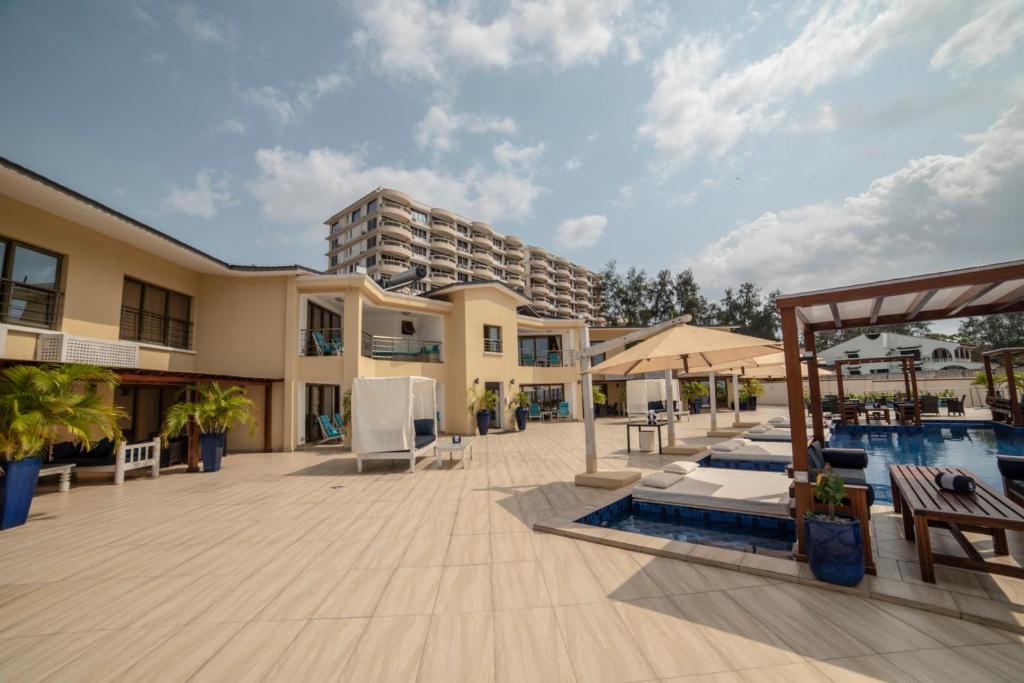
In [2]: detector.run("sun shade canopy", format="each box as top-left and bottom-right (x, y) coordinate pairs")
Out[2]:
(591, 324), (783, 376)
(351, 376), (436, 454)
(700, 352), (835, 379)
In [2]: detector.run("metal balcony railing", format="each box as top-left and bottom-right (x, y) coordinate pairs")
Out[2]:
(299, 328), (344, 356)
(518, 349), (568, 367)
(484, 338), (502, 353)
(361, 332), (442, 362)
(0, 279), (62, 329)
(119, 306), (192, 350)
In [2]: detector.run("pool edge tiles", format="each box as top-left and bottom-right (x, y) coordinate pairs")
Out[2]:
(576, 495), (796, 560)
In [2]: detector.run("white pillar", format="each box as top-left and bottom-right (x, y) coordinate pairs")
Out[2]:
(732, 373), (741, 426)
(708, 371), (717, 431)
(581, 326), (597, 473)
(663, 369), (676, 446)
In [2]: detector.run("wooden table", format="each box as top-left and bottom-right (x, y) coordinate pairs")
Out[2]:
(434, 438), (474, 469)
(625, 421), (665, 454)
(865, 407), (890, 424)
(39, 463), (75, 492)
(889, 464), (1024, 583)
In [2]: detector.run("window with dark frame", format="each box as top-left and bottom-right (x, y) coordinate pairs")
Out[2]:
(483, 324), (502, 353)
(119, 277), (193, 349)
(0, 236), (63, 329)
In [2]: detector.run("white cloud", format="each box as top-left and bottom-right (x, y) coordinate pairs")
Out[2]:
(247, 147), (545, 226)
(351, 0), (652, 80)
(414, 104), (517, 152)
(244, 86), (295, 126)
(564, 156), (582, 171)
(172, 3), (234, 46)
(217, 118), (247, 135)
(244, 69), (349, 126)
(554, 214), (607, 249)
(685, 97), (1024, 294)
(930, 0), (1024, 76)
(492, 141), (546, 169)
(162, 170), (234, 219)
(639, 1), (944, 163)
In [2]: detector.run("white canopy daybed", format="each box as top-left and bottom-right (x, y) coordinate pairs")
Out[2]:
(352, 376), (437, 473)
(625, 378), (682, 419)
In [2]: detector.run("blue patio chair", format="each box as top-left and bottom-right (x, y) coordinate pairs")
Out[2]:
(317, 415), (343, 443)
(548, 351), (561, 366)
(557, 401), (571, 420)
(330, 333), (343, 354)
(331, 413), (345, 436)
(521, 352), (535, 366)
(528, 402), (542, 421)
(312, 330), (341, 355)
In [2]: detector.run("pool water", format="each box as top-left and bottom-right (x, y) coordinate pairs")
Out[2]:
(577, 496), (795, 559)
(829, 422), (1024, 504)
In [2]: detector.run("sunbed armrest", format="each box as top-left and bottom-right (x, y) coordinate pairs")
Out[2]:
(823, 447), (868, 470)
(997, 455), (1024, 480)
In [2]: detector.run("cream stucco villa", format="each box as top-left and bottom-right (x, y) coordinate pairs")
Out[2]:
(0, 157), (603, 453)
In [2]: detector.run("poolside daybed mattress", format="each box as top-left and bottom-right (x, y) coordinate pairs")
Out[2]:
(746, 426), (830, 442)
(708, 441), (793, 464)
(632, 468), (791, 518)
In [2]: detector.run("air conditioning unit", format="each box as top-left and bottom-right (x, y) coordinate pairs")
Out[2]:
(36, 333), (138, 368)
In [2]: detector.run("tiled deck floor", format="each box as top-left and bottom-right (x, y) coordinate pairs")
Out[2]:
(2, 409), (1024, 682)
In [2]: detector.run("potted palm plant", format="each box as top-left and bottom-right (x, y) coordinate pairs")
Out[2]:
(0, 364), (124, 530)
(739, 379), (765, 410)
(469, 388), (498, 436)
(681, 382), (708, 414)
(805, 465), (865, 586)
(162, 382), (256, 473)
(510, 391), (530, 431)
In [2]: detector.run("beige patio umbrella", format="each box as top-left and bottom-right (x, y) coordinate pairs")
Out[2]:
(592, 325), (783, 436)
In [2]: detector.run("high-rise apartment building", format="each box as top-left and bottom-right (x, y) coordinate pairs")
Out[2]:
(325, 188), (606, 325)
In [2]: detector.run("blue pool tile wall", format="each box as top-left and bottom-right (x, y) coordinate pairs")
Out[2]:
(830, 422), (1024, 503)
(577, 496), (795, 558)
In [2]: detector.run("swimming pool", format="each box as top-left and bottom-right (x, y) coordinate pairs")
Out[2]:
(577, 496), (795, 559)
(829, 422), (1024, 503)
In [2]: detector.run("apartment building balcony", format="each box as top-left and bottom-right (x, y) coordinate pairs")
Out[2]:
(554, 290), (572, 303)
(429, 272), (456, 287)
(472, 264), (495, 279)
(532, 298), (553, 311)
(430, 220), (458, 239)
(553, 278), (571, 290)
(529, 282), (552, 296)
(380, 202), (409, 221)
(298, 327), (343, 356)
(380, 219), (411, 240)
(430, 251), (457, 267)
(471, 221), (493, 235)
(379, 238), (411, 258)
(556, 303), (574, 315)
(2, 278), (63, 330)
(528, 246), (548, 257)
(505, 234), (524, 247)
(361, 332), (442, 362)
(429, 235), (456, 254)
(471, 232), (493, 248)
(119, 305), (192, 350)
(379, 259), (410, 276)
(507, 272), (524, 285)
(518, 348), (569, 367)
(506, 261), (525, 275)
(574, 282), (590, 295)
(471, 248), (494, 264)
(554, 265), (572, 277)
(530, 269), (550, 284)
(529, 257), (550, 271)
(505, 247), (524, 261)
(575, 299), (593, 310)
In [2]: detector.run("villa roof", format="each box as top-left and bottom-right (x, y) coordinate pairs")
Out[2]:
(0, 156), (322, 277)
(776, 259), (1024, 331)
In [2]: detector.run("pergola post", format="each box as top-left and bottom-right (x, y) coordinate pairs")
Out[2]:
(984, 354), (995, 398)
(835, 360), (846, 424)
(780, 306), (810, 557)
(580, 326), (597, 474)
(708, 371), (717, 432)
(1005, 351), (1022, 427)
(909, 359), (921, 426)
(263, 382), (273, 452)
(731, 373), (740, 426)
(805, 332), (825, 443)
(663, 369), (676, 446)
(902, 359), (911, 400)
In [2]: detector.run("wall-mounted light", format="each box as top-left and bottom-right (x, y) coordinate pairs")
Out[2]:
(510, 379), (515, 385)
(474, 378), (479, 385)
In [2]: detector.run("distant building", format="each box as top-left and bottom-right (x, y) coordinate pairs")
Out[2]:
(817, 332), (981, 376)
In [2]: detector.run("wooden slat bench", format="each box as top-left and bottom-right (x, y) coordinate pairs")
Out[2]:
(39, 464), (75, 492)
(889, 464), (1024, 583)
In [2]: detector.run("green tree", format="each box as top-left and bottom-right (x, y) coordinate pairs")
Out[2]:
(621, 267), (652, 327)
(647, 269), (677, 323)
(957, 313), (1024, 354)
(672, 269), (711, 324)
(598, 260), (625, 325)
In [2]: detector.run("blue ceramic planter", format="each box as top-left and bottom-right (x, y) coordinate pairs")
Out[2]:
(692, 398), (702, 415)
(1, 457), (42, 530)
(476, 411), (491, 436)
(514, 407), (528, 431)
(805, 514), (865, 586)
(200, 433), (223, 473)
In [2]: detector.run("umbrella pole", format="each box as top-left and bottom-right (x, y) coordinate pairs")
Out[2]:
(663, 369), (676, 446)
(732, 373), (740, 426)
(581, 334), (597, 473)
(708, 371), (717, 431)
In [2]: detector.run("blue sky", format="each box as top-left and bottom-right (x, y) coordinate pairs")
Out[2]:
(1, 0), (1023, 299)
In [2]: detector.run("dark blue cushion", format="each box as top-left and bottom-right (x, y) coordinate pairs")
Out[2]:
(414, 433), (436, 450)
(823, 447), (868, 470)
(648, 401), (664, 411)
(808, 441), (825, 470)
(414, 419), (434, 437)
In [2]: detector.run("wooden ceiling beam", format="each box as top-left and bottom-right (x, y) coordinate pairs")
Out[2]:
(946, 283), (999, 317)
(905, 289), (937, 320)
(994, 282), (1024, 311)
(869, 296), (884, 324)
(829, 303), (842, 329)
(795, 308), (812, 330)
(804, 298), (1024, 331)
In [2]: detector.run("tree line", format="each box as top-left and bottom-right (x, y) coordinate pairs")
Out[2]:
(595, 261), (1024, 353)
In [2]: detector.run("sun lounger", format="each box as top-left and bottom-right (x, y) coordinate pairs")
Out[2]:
(632, 468), (792, 517)
(744, 425), (830, 442)
(708, 441), (793, 464)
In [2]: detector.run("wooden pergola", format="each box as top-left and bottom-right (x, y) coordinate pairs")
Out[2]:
(981, 347), (1023, 427)
(776, 259), (1024, 563)
(833, 355), (920, 426)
